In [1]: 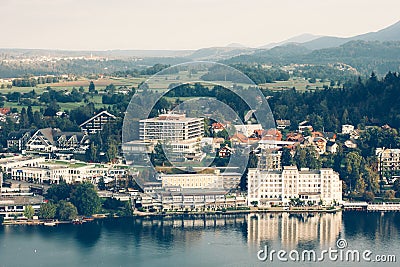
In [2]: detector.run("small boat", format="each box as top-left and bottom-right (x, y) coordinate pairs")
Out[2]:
(43, 222), (57, 226)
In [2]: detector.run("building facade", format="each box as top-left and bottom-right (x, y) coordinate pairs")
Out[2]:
(80, 110), (116, 134)
(158, 169), (241, 190)
(7, 129), (32, 151)
(247, 166), (342, 206)
(139, 113), (204, 161)
(376, 148), (400, 181)
(139, 113), (203, 142)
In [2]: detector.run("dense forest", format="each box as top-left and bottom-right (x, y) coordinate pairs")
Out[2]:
(224, 41), (400, 76)
(267, 71), (400, 132)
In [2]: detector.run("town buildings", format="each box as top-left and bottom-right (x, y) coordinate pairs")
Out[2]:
(0, 155), (128, 185)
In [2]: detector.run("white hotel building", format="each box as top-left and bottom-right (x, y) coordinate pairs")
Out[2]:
(139, 113), (204, 160)
(139, 113), (203, 142)
(247, 166), (342, 206)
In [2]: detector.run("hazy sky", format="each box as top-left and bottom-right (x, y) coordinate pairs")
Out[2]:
(1, 0), (399, 50)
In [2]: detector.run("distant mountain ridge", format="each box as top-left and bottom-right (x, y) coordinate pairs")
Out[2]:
(303, 20), (400, 50)
(260, 33), (321, 49)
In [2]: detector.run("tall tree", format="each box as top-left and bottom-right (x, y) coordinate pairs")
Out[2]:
(57, 201), (78, 221)
(88, 81), (95, 93)
(24, 205), (35, 219)
(281, 147), (293, 167)
(38, 202), (57, 219)
(70, 183), (101, 216)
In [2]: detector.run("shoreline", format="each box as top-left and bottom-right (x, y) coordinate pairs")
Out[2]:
(6, 206), (400, 225)
(131, 207), (343, 217)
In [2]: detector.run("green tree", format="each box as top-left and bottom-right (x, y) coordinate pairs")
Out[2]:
(281, 147), (293, 167)
(294, 146), (307, 169)
(24, 205), (35, 219)
(342, 151), (363, 192)
(57, 201), (78, 221)
(98, 177), (106, 190)
(70, 183), (101, 216)
(46, 182), (72, 202)
(248, 152), (258, 168)
(106, 139), (118, 162)
(88, 81), (95, 93)
(355, 177), (367, 194)
(38, 202), (57, 219)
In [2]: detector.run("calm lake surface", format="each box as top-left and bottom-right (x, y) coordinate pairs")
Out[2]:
(1, 211), (399, 267)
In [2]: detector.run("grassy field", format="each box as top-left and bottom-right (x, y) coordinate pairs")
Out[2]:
(259, 77), (333, 91)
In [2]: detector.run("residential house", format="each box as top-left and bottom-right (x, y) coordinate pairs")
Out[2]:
(80, 110), (116, 134)
(344, 139), (357, 149)
(218, 145), (233, 158)
(286, 132), (304, 143)
(261, 129), (282, 141)
(276, 119), (291, 130)
(303, 136), (327, 154)
(326, 141), (339, 154)
(341, 124), (355, 134)
(324, 132), (337, 142)
(211, 122), (225, 133)
(234, 123), (262, 137)
(298, 121), (313, 133)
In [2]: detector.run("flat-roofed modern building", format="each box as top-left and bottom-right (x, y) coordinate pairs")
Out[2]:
(139, 113), (204, 142)
(247, 166), (342, 206)
(158, 169), (241, 190)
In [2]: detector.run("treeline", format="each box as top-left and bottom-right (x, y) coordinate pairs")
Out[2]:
(113, 64), (179, 77)
(267, 71), (400, 132)
(200, 64), (289, 84)
(40, 87), (84, 103)
(12, 76), (60, 87)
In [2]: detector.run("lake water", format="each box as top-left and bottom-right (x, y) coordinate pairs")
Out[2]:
(1, 211), (399, 267)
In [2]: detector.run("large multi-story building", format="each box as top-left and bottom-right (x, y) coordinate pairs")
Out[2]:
(247, 166), (342, 206)
(376, 148), (400, 180)
(139, 113), (203, 142)
(8, 160), (128, 185)
(80, 110), (116, 134)
(158, 169), (241, 190)
(139, 113), (204, 161)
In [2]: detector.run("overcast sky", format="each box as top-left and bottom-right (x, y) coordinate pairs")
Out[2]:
(1, 0), (399, 50)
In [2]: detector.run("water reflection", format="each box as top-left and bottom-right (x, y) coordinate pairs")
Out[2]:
(247, 212), (342, 250)
(343, 211), (400, 242)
